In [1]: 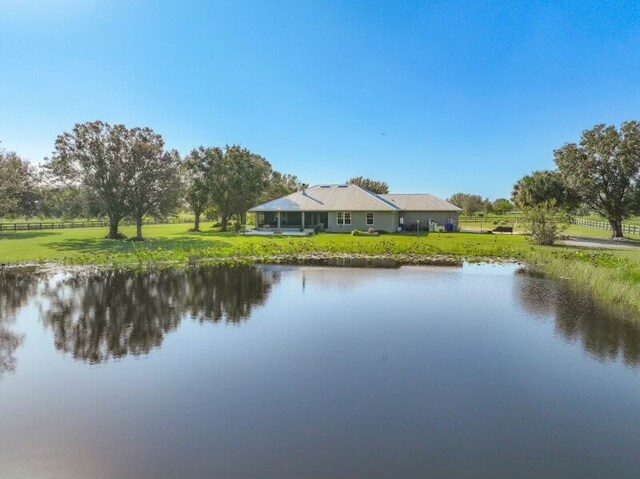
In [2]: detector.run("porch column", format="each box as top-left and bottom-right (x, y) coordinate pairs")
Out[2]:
(277, 211), (281, 229)
(301, 211), (305, 229)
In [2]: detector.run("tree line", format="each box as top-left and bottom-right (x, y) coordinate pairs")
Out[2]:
(4, 120), (637, 243)
(446, 194), (514, 216)
(0, 121), (302, 240)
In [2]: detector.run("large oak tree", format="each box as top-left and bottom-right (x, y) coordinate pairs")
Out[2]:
(123, 132), (182, 241)
(184, 147), (217, 231)
(209, 145), (271, 231)
(49, 121), (180, 239)
(554, 122), (640, 237)
(49, 122), (132, 239)
(511, 170), (579, 210)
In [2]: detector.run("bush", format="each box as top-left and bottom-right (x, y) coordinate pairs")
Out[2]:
(351, 229), (380, 237)
(522, 202), (569, 245)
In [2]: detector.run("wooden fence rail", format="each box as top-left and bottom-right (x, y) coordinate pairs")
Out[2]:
(0, 218), (194, 232)
(572, 218), (640, 236)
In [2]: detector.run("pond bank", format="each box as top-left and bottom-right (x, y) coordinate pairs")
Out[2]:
(1, 224), (638, 318)
(4, 251), (638, 320)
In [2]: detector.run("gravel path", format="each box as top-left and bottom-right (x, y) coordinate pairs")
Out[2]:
(559, 237), (640, 250)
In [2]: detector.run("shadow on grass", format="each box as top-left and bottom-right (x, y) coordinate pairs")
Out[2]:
(0, 232), (58, 240)
(46, 235), (233, 255)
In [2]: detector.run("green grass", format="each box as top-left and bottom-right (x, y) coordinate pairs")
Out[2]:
(564, 224), (640, 241)
(575, 214), (640, 226)
(1, 221), (639, 316)
(0, 223), (536, 264)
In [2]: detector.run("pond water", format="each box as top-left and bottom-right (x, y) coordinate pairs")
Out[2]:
(1, 264), (639, 479)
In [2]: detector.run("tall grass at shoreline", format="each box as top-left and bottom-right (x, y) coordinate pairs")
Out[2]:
(527, 251), (640, 316)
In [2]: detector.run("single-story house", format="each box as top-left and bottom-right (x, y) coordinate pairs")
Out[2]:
(249, 184), (461, 233)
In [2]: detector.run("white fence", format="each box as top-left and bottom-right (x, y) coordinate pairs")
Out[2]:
(572, 218), (640, 236)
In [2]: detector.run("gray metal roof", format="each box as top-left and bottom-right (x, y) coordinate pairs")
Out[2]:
(250, 184), (461, 213)
(379, 194), (462, 212)
(249, 184), (399, 212)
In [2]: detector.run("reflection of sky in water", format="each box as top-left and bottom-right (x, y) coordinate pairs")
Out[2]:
(1, 264), (640, 479)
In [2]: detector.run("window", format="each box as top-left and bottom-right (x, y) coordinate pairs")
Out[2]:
(366, 212), (374, 226)
(337, 212), (351, 225)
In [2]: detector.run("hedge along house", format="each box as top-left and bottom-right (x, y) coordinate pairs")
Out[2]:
(249, 184), (461, 233)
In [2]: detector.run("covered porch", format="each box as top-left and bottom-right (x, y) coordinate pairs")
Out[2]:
(255, 211), (328, 231)
(245, 228), (316, 236)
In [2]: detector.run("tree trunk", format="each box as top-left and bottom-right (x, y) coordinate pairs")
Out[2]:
(107, 218), (120, 239)
(220, 214), (228, 232)
(136, 218), (144, 241)
(610, 219), (624, 238)
(240, 212), (247, 225)
(194, 212), (201, 232)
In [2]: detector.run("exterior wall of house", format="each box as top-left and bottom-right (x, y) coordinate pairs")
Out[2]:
(257, 210), (459, 232)
(399, 211), (460, 230)
(326, 211), (398, 233)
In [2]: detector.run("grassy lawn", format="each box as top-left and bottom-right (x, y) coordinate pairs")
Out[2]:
(2, 222), (639, 315)
(0, 223), (537, 264)
(564, 224), (640, 241)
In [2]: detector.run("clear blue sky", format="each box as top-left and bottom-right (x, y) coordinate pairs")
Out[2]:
(1, 0), (639, 199)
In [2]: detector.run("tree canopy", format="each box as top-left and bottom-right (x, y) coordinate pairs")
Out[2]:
(48, 121), (181, 239)
(0, 149), (37, 218)
(184, 147), (216, 231)
(123, 133), (182, 240)
(348, 176), (389, 194)
(206, 145), (271, 231)
(447, 193), (488, 216)
(554, 122), (640, 237)
(511, 170), (579, 210)
(49, 121), (134, 238)
(492, 198), (514, 215)
(262, 171), (301, 203)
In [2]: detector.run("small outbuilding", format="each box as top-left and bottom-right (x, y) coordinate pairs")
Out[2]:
(249, 184), (461, 233)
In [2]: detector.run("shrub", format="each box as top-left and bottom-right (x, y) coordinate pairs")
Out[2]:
(351, 229), (380, 237)
(522, 201), (569, 245)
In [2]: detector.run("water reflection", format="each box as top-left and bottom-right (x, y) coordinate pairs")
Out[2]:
(41, 266), (279, 364)
(0, 269), (39, 378)
(514, 270), (640, 366)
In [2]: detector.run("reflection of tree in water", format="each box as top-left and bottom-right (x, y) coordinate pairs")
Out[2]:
(0, 268), (39, 379)
(514, 271), (640, 367)
(41, 266), (279, 364)
(182, 266), (279, 324)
